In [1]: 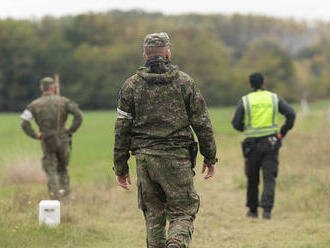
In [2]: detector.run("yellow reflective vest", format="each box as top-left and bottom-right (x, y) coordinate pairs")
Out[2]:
(242, 90), (279, 137)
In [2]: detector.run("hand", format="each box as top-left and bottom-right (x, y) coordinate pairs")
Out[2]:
(37, 132), (44, 140)
(116, 173), (131, 190)
(202, 163), (216, 179)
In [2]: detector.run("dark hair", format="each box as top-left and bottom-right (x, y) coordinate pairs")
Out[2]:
(249, 72), (264, 89)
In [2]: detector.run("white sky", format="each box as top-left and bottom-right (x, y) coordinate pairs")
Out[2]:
(0, 0), (329, 21)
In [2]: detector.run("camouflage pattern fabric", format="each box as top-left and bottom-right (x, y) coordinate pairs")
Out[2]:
(40, 77), (55, 87)
(21, 93), (83, 198)
(41, 134), (71, 197)
(136, 154), (199, 248)
(114, 57), (217, 176)
(114, 55), (217, 247)
(144, 32), (170, 47)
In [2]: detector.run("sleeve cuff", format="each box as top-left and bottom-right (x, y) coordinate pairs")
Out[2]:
(68, 127), (74, 133)
(204, 157), (218, 165)
(113, 165), (129, 176)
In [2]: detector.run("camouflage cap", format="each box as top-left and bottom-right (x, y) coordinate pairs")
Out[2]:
(40, 77), (55, 86)
(143, 32), (170, 47)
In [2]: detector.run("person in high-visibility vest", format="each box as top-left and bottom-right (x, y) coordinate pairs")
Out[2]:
(232, 72), (296, 219)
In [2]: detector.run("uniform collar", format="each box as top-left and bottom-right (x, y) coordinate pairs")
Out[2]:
(42, 92), (55, 96)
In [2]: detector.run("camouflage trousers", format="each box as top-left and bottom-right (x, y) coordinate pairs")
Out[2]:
(136, 154), (200, 248)
(41, 137), (71, 198)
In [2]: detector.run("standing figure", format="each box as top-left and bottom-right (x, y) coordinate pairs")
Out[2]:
(232, 72), (296, 219)
(114, 32), (218, 248)
(21, 77), (83, 199)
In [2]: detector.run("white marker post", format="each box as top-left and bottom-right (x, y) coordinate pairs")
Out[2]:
(301, 98), (309, 117)
(39, 200), (61, 227)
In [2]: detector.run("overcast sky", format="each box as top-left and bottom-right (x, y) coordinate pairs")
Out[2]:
(0, 0), (329, 21)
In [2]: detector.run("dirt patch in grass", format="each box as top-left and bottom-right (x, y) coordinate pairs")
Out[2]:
(1, 155), (46, 185)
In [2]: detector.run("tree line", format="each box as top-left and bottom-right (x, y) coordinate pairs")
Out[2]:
(0, 10), (330, 111)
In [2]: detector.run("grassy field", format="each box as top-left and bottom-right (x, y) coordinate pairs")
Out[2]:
(0, 101), (330, 248)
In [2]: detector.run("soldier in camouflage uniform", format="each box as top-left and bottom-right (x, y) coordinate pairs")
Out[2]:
(21, 77), (83, 199)
(114, 33), (218, 248)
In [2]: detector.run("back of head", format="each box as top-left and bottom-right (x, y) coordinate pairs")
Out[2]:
(249, 72), (264, 90)
(143, 32), (170, 59)
(40, 77), (55, 92)
(141, 32), (176, 77)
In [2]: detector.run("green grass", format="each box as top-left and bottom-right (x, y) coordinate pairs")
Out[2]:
(0, 100), (330, 247)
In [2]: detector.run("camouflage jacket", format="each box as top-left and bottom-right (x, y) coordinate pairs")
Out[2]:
(114, 57), (217, 176)
(21, 93), (83, 139)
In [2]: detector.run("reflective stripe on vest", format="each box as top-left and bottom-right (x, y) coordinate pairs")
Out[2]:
(242, 90), (279, 137)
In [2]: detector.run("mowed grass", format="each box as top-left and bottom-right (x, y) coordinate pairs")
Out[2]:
(0, 101), (330, 248)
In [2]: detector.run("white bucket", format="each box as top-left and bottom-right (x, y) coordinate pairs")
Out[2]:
(39, 200), (61, 227)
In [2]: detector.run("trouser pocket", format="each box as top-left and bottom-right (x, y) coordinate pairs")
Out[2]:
(190, 191), (200, 215)
(241, 138), (256, 158)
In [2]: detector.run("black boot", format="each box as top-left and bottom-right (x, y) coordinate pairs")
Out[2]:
(262, 208), (271, 220)
(246, 208), (258, 218)
(167, 245), (179, 248)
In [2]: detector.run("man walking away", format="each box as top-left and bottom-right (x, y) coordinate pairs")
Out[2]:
(114, 32), (218, 248)
(232, 72), (295, 219)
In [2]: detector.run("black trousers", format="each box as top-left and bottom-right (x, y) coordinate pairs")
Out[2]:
(243, 136), (279, 211)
